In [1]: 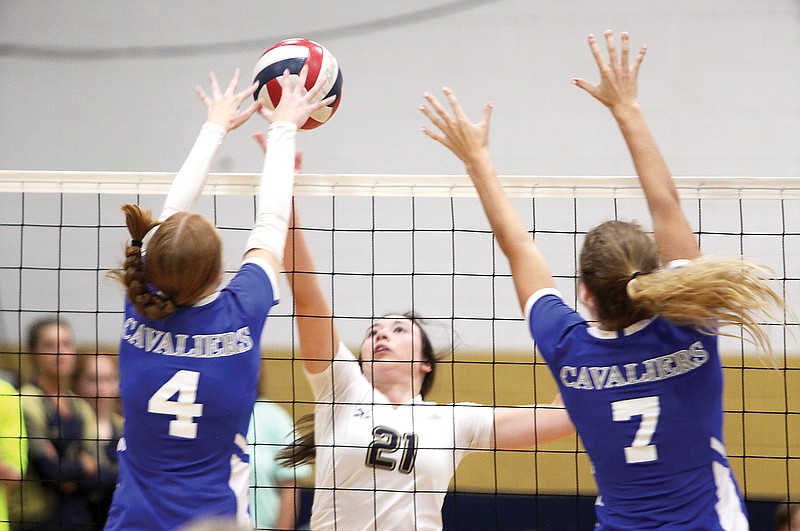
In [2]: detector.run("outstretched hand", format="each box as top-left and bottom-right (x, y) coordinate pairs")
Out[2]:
(420, 87), (493, 167)
(571, 30), (646, 112)
(195, 69), (262, 132)
(259, 65), (336, 130)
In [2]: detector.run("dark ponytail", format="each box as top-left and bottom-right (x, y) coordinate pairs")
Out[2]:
(275, 413), (316, 467)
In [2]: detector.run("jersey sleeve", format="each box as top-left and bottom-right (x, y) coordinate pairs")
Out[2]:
(524, 288), (586, 364)
(224, 258), (279, 324)
(304, 343), (365, 404)
(452, 402), (494, 452)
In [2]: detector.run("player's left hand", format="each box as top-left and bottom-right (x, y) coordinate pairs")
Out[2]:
(571, 30), (646, 112)
(195, 69), (262, 132)
(420, 88), (492, 167)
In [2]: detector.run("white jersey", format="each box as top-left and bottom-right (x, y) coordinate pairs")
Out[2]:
(306, 344), (493, 531)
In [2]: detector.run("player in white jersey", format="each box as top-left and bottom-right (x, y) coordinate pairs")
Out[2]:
(274, 214), (574, 531)
(421, 31), (785, 530)
(104, 67), (334, 531)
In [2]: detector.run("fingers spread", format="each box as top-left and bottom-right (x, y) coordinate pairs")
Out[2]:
(296, 64), (309, 91)
(421, 126), (449, 149)
(237, 81), (259, 101)
(195, 86), (211, 106)
(209, 72), (221, 98)
(587, 34), (606, 69)
(423, 91), (452, 126)
(224, 68), (241, 96)
(240, 100), (262, 118)
(306, 66), (330, 102)
(570, 78), (595, 94)
(631, 44), (647, 77)
(443, 87), (468, 122)
(604, 30), (618, 66)
(620, 32), (630, 70)
(480, 101), (493, 130)
(420, 99), (447, 134)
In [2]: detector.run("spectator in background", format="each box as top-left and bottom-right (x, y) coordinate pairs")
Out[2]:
(0, 380), (26, 531)
(72, 354), (122, 530)
(19, 318), (98, 530)
(248, 391), (311, 530)
(776, 503), (800, 531)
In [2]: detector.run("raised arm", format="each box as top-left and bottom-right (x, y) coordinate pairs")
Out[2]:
(491, 394), (575, 450)
(283, 210), (340, 374)
(421, 89), (554, 311)
(572, 31), (700, 262)
(244, 66), (335, 277)
(159, 70), (261, 222)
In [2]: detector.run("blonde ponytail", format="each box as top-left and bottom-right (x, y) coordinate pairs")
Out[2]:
(627, 257), (785, 355)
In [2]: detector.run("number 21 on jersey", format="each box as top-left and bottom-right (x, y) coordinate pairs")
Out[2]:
(147, 370), (204, 439)
(366, 426), (418, 473)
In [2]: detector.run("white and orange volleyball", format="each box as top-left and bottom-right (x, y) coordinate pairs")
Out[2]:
(253, 38), (343, 130)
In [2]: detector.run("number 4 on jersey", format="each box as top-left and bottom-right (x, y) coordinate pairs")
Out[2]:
(147, 370), (204, 439)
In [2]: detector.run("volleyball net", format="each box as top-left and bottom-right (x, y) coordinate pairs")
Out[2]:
(0, 170), (798, 527)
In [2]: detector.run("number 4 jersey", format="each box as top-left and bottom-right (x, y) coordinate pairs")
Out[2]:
(306, 344), (494, 531)
(526, 287), (748, 530)
(105, 259), (278, 531)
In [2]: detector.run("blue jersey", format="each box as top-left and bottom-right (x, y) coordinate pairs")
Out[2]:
(105, 259), (278, 531)
(526, 288), (748, 530)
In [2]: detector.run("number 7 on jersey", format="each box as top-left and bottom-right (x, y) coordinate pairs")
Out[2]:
(611, 396), (660, 464)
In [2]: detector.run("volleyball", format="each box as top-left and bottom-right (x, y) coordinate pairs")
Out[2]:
(253, 38), (343, 130)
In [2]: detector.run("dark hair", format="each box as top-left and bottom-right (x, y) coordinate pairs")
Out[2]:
(276, 312), (439, 467)
(25, 317), (75, 386)
(109, 204), (222, 320)
(400, 311), (438, 398)
(71, 353), (119, 401)
(27, 317), (73, 353)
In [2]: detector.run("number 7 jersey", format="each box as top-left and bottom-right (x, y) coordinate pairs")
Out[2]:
(106, 259), (279, 531)
(526, 288), (748, 530)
